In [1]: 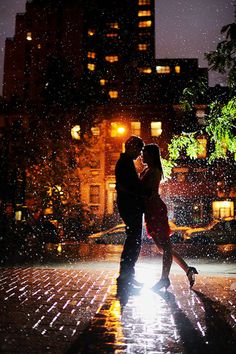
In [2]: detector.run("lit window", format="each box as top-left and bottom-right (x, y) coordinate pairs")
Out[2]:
(106, 33), (118, 38)
(109, 22), (119, 29)
(109, 90), (118, 98)
(138, 44), (148, 51)
(100, 79), (106, 86)
(138, 0), (150, 5)
(138, 67), (152, 73)
(175, 65), (181, 73)
(105, 55), (119, 63)
(197, 137), (207, 158)
(196, 109), (206, 125)
(156, 66), (170, 74)
(131, 122), (141, 136)
(138, 10), (151, 17)
(88, 29), (95, 36)
(213, 201), (234, 219)
(87, 51), (96, 59)
(71, 125), (81, 140)
(151, 122), (162, 137)
(87, 63), (95, 71)
(138, 20), (152, 28)
(26, 32), (32, 41)
(91, 126), (100, 136)
(37, 44), (41, 49)
(90, 185), (100, 204)
(110, 122), (126, 137)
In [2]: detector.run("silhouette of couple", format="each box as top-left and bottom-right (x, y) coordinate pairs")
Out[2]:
(115, 136), (198, 296)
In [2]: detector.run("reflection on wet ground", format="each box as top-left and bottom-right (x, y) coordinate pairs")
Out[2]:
(68, 269), (236, 354)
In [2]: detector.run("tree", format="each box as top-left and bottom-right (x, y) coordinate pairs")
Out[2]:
(163, 21), (236, 178)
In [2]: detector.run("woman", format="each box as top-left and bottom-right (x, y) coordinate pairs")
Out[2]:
(140, 143), (198, 291)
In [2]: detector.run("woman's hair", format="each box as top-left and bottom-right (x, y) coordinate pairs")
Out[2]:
(143, 143), (164, 178)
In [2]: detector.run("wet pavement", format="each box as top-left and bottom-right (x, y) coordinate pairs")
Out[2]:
(0, 259), (236, 354)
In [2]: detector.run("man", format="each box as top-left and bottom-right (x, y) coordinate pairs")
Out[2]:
(115, 135), (146, 294)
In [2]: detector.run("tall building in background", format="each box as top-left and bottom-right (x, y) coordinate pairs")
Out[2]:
(3, 0), (232, 227)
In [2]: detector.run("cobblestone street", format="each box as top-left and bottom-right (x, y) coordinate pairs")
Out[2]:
(0, 264), (236, 353)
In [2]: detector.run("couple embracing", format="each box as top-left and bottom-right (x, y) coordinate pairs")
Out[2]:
(115, 135), (198, 296)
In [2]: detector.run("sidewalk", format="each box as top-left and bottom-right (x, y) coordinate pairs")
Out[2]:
(0, 266), (236, 353)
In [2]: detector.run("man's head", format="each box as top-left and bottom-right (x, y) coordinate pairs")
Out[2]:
(125, 135), (144, 159)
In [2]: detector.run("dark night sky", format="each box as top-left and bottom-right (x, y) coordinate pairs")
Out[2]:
(0, 0), (235, 94)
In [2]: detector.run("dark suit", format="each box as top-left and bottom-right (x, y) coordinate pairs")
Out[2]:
(115, 152), (145, 285)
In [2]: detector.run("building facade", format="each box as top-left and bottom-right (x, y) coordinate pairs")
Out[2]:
(1, 0), (235, 226)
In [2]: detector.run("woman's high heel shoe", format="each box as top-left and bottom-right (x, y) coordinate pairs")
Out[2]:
(151, 277), (170, 292)
(187, 267), (198, 288)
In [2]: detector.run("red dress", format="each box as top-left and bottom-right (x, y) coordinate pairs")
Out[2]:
(140, 167), (171, 242)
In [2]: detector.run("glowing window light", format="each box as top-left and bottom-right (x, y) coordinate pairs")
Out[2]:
(37, 44), (41, 49)
(91, 126), (100, 136)
(106, 33), (118, 38)
(87, 51), (96, 59)
(131, 121), (141, 136)
(110, 122), (126, 137)
(26, 32), (32, 41)
(71, 125), (81, 140)
(138, 20), (152, 28)
(109, 90), (118, 98)
(138, 43), (148, 51)
(105, 55), (119, 63)
(110, 22), (119, 29)
(100, 79), (106, 86)
(156, 66), (170, 74)
(87, 63), (95, 71)
(138, 67), (152, 73)
(212, 201), (234, 218)
(88, 29), (95, 36)
(175, 65), (181, 73)
(138, 10), (151, 17)
(139, 0), (150, 5)
(197, 137), (207, 158)
(151, 122), (162, 137)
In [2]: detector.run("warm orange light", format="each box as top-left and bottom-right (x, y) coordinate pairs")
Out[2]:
(117, 127), (125, 134)
(87, 63), (95, 71)
(175, 65), (181, 73)
(138, 20), (152, 28)
(138, 67), (152, 74)
(26, 32), (32, 41)
(156, 66), (170, 74)
(71, 125), (81, 140)
(138, 44), (148, 51)
(138, 10), (151, 17)
(100, 79), (106, 86)
(109, 90), (118, 98)
(105, 55), (119, 63)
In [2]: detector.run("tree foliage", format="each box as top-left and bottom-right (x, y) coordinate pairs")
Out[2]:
(164, 21), (236, 178)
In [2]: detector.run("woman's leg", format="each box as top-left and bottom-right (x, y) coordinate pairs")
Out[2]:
(171, 249), (189, 273)
(153, 238), (172, 279)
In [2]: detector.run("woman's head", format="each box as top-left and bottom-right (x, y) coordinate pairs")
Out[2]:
(142, 143), (163, 175)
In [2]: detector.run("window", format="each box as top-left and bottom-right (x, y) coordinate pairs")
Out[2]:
(91, 126), (100, 136)
(138, 44), (148, 51)
(109, 22), (119, 29)
(88, 29), (95, 36)
(71, 125), (81, 140)
(87, 63), (95, 71)
(151, 122), (162, 137)
(131, 122), (141, 136)
(138, 10), (151, 16)
(26, 32), (32, 41)
(139, 0), (150, 5)
(90, 185), (100, 204)
(100, 79), (106, 86)
(87, 51), (96, 59)
(110, 122), (126, 137)
(156, 66), (170, 74)
(138, 20), (152, 28)
(213, 201), (234, 219)
(105, 55), (119, 63)
(175, 65), (181, 73)
(109, 90), (118, 99)
(138, 67), (152, 73)
(106, 33), (118, 38)
(197, 137), (207, 158)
